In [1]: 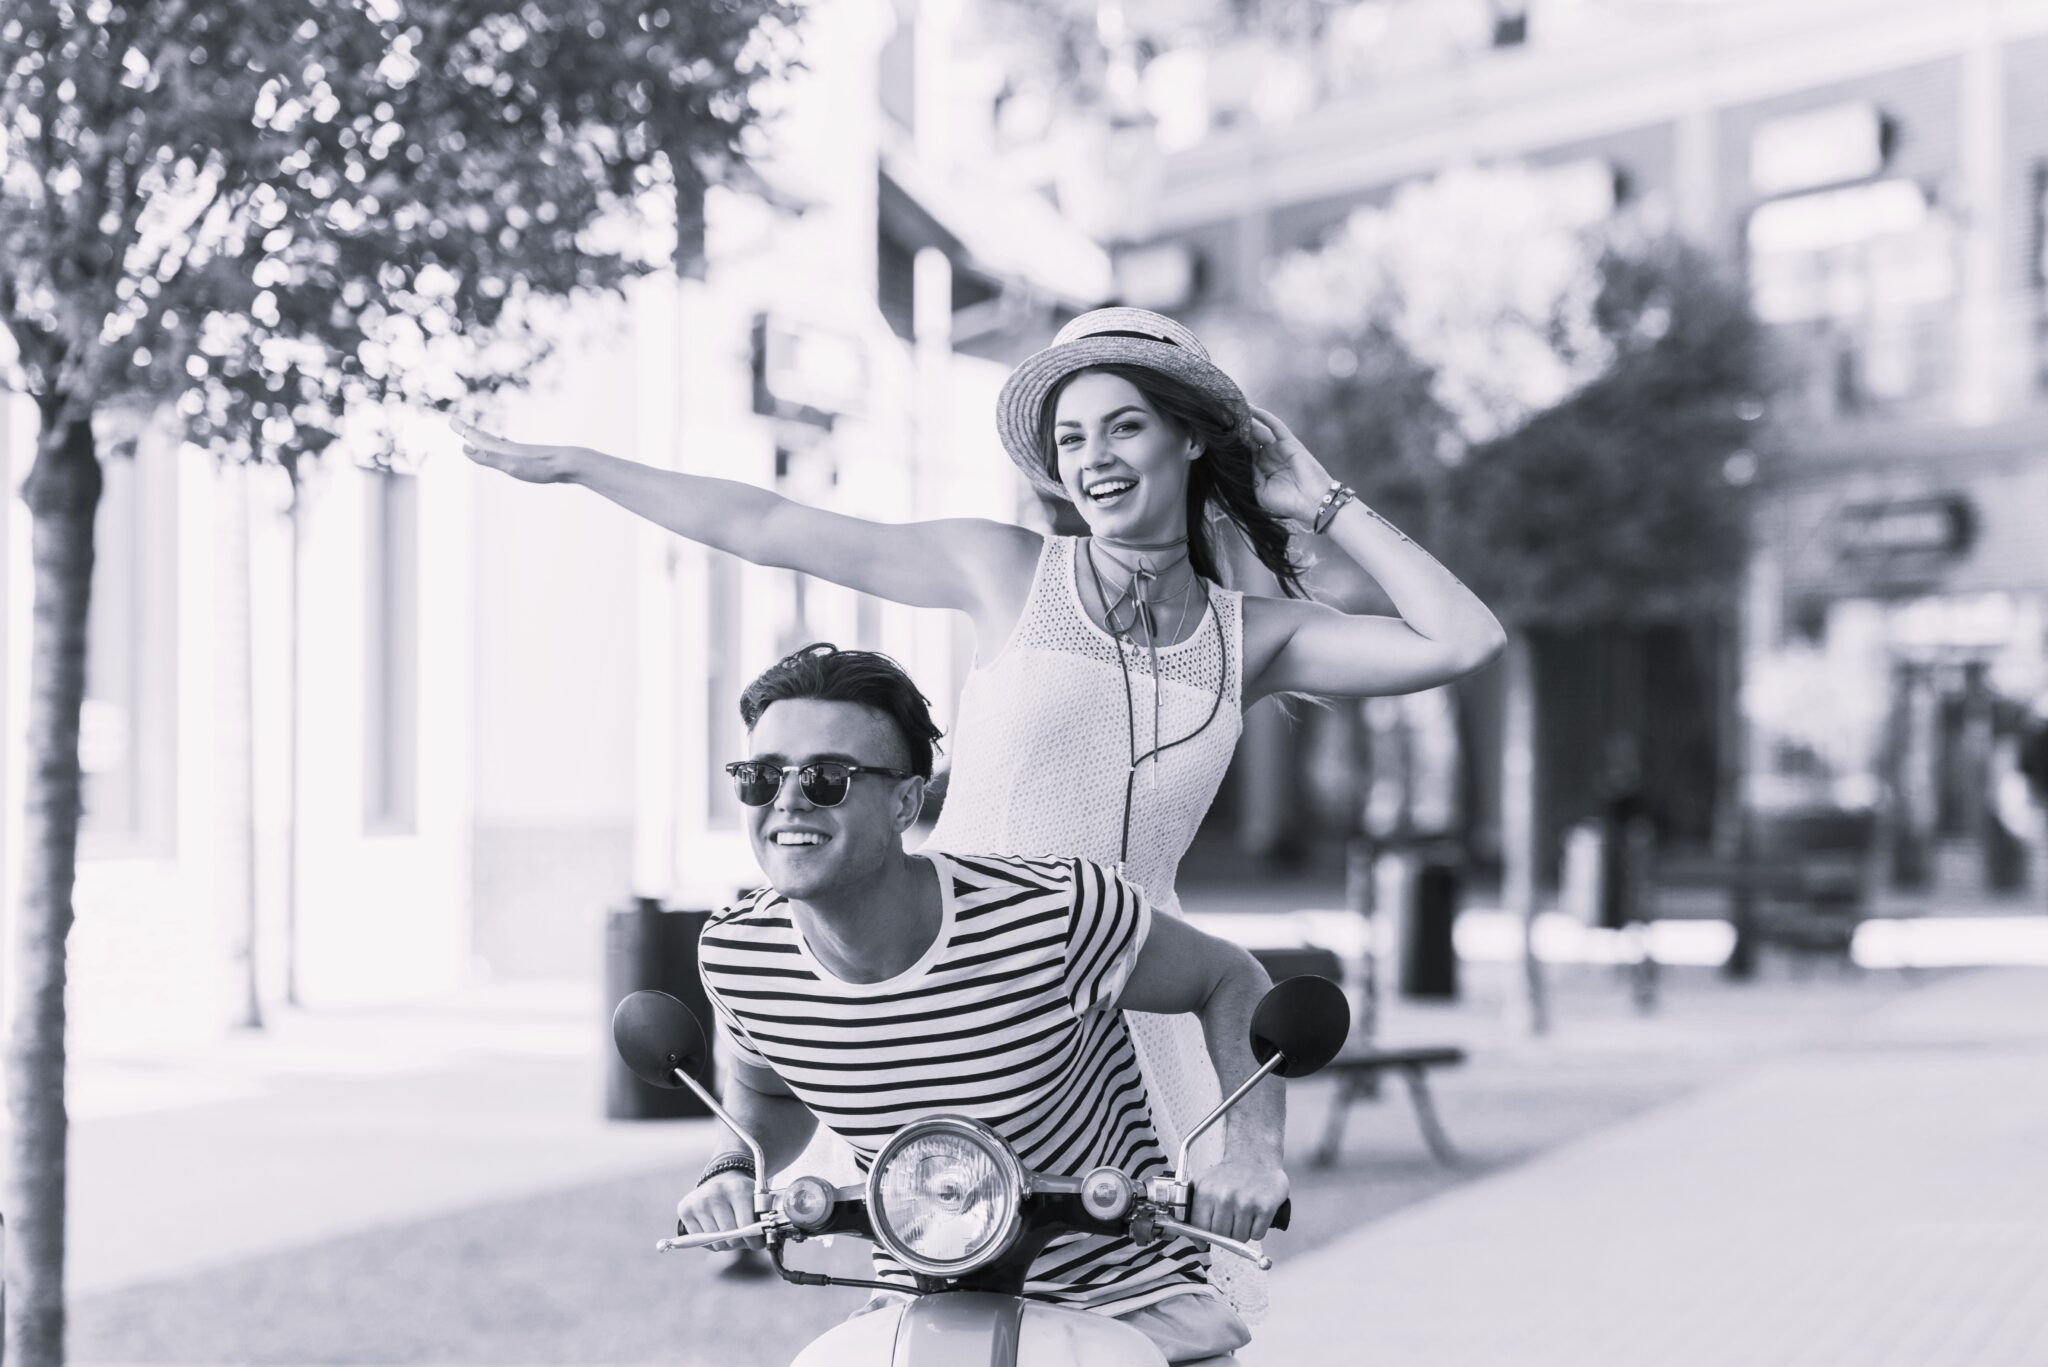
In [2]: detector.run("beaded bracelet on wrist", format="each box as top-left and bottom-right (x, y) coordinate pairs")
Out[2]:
(695, 1152), (758, 1188)
(1310, 481), (1358, 535)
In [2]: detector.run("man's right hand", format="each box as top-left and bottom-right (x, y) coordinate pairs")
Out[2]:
(676, 1172), (765, 1251)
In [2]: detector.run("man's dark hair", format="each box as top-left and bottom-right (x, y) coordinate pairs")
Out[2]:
(738, 642), (944, 779)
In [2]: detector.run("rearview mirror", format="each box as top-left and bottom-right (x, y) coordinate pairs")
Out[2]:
(1249, 975), (1349, 1078)
(612, 990), (709, 1090)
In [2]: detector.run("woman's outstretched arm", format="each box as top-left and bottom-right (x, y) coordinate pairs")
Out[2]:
(456, 419), (1038, 618)
(1238, 406), (1506, 701)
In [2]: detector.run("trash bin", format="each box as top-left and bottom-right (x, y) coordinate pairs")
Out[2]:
(1560, 822), (1603, 924)
(605, 897), (716, 1120)
(1396, 840), (1461, 1000)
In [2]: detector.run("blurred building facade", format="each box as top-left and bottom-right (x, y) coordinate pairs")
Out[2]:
(474, 0), (1108, 974)
(1103, 0), (2048, 899)
(0, 0), (1103, 1047)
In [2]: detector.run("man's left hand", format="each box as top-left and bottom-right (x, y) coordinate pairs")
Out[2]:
(1189, 1157), (1290, 1244)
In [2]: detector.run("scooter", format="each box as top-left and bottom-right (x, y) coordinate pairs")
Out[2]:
(611, 974), (1350, 1367)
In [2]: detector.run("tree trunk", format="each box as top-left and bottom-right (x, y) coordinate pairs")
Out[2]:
(5, 404), (103, 1367)
(219, 460), (262, 1029)
(285, 493), (303, 1006)
(1502, 629), (1549, 1034)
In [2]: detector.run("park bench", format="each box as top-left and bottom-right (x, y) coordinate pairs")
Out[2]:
(1312, 1043), (1466, 1167)
(1247, 944), (1466, 1169)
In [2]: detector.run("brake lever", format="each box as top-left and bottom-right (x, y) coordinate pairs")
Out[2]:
(1146, 1214), (1273, 1271)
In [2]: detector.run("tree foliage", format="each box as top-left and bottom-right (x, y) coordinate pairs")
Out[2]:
(0, 0), (801, 467)
(1264, 165), (1772, 628)
(1444, 237), (1771, 626)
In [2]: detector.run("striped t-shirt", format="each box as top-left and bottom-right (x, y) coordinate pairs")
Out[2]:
(697, 850), (1211, 1314)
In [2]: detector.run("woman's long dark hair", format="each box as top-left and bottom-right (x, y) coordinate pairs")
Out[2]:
(1037, 363), (1307, 598)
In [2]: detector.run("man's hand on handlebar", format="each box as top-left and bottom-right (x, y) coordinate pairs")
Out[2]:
(676, 1173), (766, 1252)
(1189, 1158), (1290, 1244)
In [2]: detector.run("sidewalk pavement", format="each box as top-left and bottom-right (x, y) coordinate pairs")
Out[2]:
(43, 982), (715, 1296)
(1254, 966), (2048, 1367)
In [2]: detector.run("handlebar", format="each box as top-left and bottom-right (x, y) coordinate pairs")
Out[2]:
(656, 1184), (1292, 1268)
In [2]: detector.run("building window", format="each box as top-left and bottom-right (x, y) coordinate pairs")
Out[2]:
(2033, 162), (2048, 395)
(2032, 162), (2048, 289)
(1490, 2), (1529, 48)
(80, 438), (178, 855)
(878, 17), (916, 135)
(704, 552), (744, 831)
(362, 468), (418, 834)
(1746, 177), (1957, 413)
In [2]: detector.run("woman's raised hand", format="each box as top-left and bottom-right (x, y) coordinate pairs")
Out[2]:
(453, 417), (583, 484)
(1245, 404), (1335, 525)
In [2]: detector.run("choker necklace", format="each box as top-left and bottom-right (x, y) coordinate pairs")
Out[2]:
(1095, 532), (1190, 554)
(1088, 540), (1196, 642)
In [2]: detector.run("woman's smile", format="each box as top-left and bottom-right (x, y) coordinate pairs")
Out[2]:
(1083, 473), (1139, 508)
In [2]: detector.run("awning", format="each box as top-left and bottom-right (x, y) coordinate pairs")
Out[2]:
(878, 144), (1113, 310)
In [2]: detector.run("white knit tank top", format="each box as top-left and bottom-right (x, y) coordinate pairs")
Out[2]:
(923, 535), (1243, 908)
(920, 535), (1269, 1319)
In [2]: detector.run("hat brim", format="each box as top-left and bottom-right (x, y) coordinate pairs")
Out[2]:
(996, 336), (1252, 501)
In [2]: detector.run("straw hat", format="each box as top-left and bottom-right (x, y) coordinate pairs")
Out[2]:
(995, 307), (1252, 501)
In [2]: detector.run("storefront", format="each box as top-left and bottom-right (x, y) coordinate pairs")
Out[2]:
(1747, 417), (2048, 900)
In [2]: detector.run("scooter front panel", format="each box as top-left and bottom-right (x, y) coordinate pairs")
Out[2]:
(788, 1299), (903, 1367)
(1018, 1301), (1169, 1366)
(893, 1292), (1025, 1366)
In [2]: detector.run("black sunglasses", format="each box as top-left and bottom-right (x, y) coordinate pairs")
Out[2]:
(724, 760), (913, 808)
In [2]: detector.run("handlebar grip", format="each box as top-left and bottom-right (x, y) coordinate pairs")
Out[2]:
(658, 1220), (770, 1252)
(1272, 1200), (1291, 1232)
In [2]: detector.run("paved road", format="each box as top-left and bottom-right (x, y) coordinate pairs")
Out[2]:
(1257, 967), (2048, 1367)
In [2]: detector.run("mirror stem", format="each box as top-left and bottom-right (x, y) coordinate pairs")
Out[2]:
(1175, 1052), (1285, 1182)
(672, 1066), (772, 1210)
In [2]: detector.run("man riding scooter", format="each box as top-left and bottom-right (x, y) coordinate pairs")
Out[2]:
(677, 644), (1291, 1364)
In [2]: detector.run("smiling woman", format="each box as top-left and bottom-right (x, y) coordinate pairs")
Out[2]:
(459, 305), (1504, 1318)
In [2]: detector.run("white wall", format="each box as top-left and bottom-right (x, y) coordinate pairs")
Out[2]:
(0, 387), (481, 1048)
(465, 297), (645, 980)
(289, 424), (474, 1007)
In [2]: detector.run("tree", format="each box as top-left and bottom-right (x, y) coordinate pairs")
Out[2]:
(1267, 165), (1770, 1031)
(0, 3), (798, 1361)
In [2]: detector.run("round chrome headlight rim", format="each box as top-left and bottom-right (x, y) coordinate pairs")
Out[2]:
(864, 1115), (1026, 1279)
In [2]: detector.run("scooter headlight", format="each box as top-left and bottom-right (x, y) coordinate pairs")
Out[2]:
(865, 1116), (1023, 1278)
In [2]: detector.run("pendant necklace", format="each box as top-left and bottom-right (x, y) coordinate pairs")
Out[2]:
(1083, 538), (1228, 872)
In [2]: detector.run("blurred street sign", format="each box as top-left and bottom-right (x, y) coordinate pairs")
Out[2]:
(1750, 101), (1888, 197)
(1831, 494), (1974, 561)
(752, 315), (867, 427)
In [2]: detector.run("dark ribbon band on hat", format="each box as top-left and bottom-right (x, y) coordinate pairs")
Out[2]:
(1089, 329), (1182, 348)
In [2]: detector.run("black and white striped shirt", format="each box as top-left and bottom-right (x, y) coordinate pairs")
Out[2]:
(697, 851), (1211, 1314)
